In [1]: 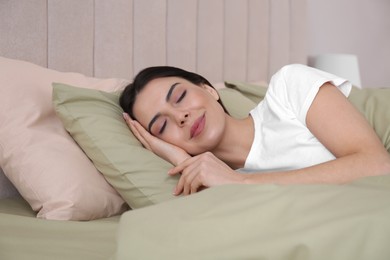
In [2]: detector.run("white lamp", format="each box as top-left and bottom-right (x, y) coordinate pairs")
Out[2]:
(312, 54), (362, 88)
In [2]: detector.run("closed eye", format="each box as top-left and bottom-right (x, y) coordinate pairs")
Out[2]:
(159, 120), (167, 134)
(176, 90), (187, 103)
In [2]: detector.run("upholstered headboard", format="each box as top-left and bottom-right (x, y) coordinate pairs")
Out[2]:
(0, 0), (307, 82)
(0, 0), (307, 198)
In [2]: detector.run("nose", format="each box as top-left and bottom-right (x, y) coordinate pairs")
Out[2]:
(176, 111), (189, 126)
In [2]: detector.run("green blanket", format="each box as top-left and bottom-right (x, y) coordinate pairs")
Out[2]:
(115, 175), (390, 260)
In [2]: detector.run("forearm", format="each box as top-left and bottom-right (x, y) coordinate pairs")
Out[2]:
(241, 152), (390, 185)
(168, 151), (191, 166)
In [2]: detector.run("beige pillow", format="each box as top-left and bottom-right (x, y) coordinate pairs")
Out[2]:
(52, 83), (257, 209)
(0, 57), (128, 220)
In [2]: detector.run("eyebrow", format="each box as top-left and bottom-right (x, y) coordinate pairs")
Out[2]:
(148, 82), (180, 133)
(166, 82), (180, 102)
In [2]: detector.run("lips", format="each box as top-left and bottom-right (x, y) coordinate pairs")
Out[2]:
(190, 114), (205, 139)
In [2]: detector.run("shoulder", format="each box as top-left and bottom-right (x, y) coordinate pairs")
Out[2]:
(269, 63), (351, 98)
(268, 64), (311, 91)
(266, 64), (309, 99)
(271, 64), (322, 84)
(278, 63), (310, 74)
(273, 63), (310, 76)
(265, 64), (335, 122)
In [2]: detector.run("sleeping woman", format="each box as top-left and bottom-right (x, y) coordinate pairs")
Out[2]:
(119, 64), (390, 196)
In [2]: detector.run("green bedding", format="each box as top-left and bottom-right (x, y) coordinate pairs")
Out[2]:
(0, 198), (121, 260)
(1, 175), (390, 260)
(115, 175), (390, 260)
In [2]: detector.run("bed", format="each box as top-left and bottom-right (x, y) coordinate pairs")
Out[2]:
(1, 1), (390, 259)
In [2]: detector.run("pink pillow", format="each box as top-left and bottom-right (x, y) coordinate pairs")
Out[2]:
(0, 57), (128, 220)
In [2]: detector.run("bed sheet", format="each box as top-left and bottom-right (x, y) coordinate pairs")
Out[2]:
(0, 198), (121, 260)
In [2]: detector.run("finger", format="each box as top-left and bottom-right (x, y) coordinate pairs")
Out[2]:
(184, 163), (204, 195)
(127, 120), (153, 150)
(123, 112), (130, 120)
(168, 169), (181, 176)
(182, 172), (204, 195)
(190, 179), (203, 194)
(173, 166), (195, 195)
(123, 113), (138, 133)
(174, 161), (201, 195)
(173, 175), (184, 196)
(168, 156), (201, 175)
(131, 121), (154, 142)
(122, 113), (134, 126)
(183, 169), (200, 195)
(131, 119), (147, 134)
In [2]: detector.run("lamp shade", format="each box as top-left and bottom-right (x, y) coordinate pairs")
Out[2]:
(313, 54), (362, 88)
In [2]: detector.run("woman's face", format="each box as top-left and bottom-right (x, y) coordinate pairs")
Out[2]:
(132, 77), (227, 155)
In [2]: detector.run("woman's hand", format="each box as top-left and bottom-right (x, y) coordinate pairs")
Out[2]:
(123, 113), (190, 166)
(168, 152), (244, 195)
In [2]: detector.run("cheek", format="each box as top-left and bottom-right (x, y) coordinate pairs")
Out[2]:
(160, 126), (185, 147)
(188, 116), (226, 155)
(205, 116), (226, 143)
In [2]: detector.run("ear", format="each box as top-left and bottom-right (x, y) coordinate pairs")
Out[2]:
(201, 84), (220, 100)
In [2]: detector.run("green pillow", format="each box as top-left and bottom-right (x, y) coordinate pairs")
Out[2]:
(217, 88), (256, 118)
(224, 80), (268, 104)
(52, 83), (257, 209)
(348, 87), (390, 152)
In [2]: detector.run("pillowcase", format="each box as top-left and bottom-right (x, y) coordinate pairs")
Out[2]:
(0, 167), (19, 198)
(52, 83), (258, 209)
(0, 57), (128, 220)
(224, 80), (268, 104)
(348, 87), (390, 152)
(218, 87), (257, 118)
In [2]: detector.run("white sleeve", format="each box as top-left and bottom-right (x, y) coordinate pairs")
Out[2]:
(266, 64), (352, 126)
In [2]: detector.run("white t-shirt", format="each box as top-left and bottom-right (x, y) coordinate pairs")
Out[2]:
(243, 64), (352, 172)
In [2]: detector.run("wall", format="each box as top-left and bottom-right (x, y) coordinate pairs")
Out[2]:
(307, 0), (390, 88)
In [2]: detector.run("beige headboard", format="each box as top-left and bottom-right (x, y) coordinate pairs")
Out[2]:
(0, 0), (307, 83)
(0, 0), (307, 198)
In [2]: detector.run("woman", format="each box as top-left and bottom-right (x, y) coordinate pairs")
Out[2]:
(120, 64), (390, 196)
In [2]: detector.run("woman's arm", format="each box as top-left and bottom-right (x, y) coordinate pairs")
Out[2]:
(170, 83), (390, 195)
(251, 82), (390, 185)
(250, 83), (390, 183)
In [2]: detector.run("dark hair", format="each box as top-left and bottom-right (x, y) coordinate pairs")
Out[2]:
(119, 66), (229, 119)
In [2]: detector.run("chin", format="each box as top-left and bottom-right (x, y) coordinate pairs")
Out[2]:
(185, 145), (210, 156)
(186, 148), (206, 157)
(188, 141), (219, 156)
